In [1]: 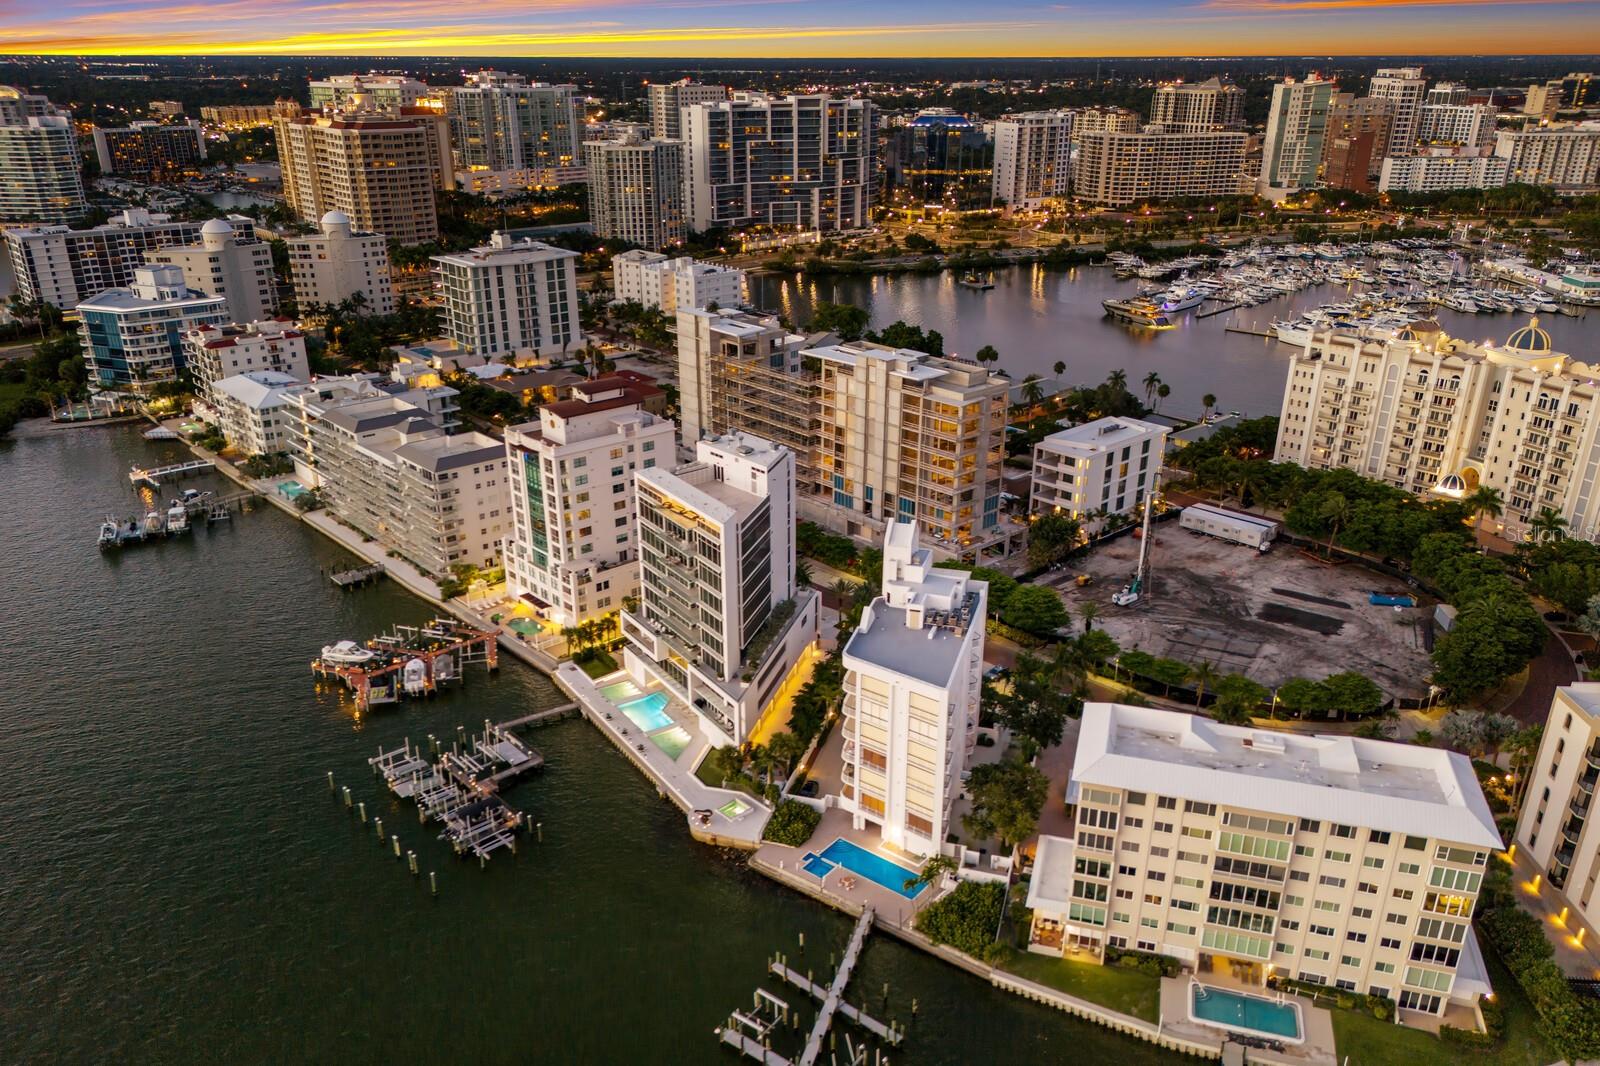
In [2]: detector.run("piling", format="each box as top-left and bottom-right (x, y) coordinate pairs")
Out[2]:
(537, 821), (543, 842)
(429, 871), (438, 896)
(375, 817), (384, 842)
(327, 771), (335, 791)
(358, 801), (366, 823)
(342, 786), (351, 808)
(392, 837), (401, 858)
(408, 851), (418, 875)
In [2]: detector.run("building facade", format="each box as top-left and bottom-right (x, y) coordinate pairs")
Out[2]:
(433, 233), (580, 362)
(201, 105), (276, 128)
(1369, 67), (1428, 154)
(446, 71), (584, 189)
(1494, 126), (1600, 192)
(1378, 151), (1510, 194)
(648, 79), (728, 141)
(1416, 104), (1498, 150)
(3, 209), (203, 308)
(307, 74), (432, 114)
(1322, 95), (1395, 191)
(285, 209), (396, 315)
(1274, 319), (1600, 542)
(621, 433), (818, 746)
(0, 86), (86, 224)
(274, 106), (452, 246)
(92, 120), (206, 180)
(1149, 78), (1245, 133)
(583, 134), (685, 248)
(1073, 107), (1142, 136)
(992, 110), (1073, 208)
(184, 320), (308, 408)
(1075, 130), (1249, 206)
(1260, 76), (1335, 194)
(613, 251), (744, 314)
(1027, 702), (1499, 1021)
(147, 218), (278, 325)
(502, 377), (677, 628)
(839, 521), (986, 857)
(681, 93), (876, 232)
(1030, 417), (1167, 528)
(78, 265), (229, 393)
(882, 110), (989, 211)
(1515, 684), (1600, 938)
(210, 370), (302, 457)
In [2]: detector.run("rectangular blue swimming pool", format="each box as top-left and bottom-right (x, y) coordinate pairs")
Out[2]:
(618, 692), (673, 732)
(802, 853), (835, 878)
(1190, 984), (1302, 1041)
(817, 838), (927, 899)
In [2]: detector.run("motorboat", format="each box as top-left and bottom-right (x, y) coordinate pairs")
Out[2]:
(1272, 320), (1315, 347)
(143, 510), (166, 537)
(1159, 285), (1206, 313)
(957, 272), (994, 290)
(1102, 297), (1172, 328)
(165, 501), (190, 535)
(98, 518), (120, 550)
(321, 640), (377, 665)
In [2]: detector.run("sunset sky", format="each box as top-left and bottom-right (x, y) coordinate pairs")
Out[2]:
(1, 0), (1597, 58)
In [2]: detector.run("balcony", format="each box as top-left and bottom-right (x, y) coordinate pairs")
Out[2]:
(1562, 818), (1586, 847)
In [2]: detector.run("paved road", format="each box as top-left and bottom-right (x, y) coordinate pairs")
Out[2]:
(1507, 629), (1580, 725)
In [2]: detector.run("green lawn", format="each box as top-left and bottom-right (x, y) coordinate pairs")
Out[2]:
(693, 755), (764, 800)
(576, 649), (618, 679)
(1000, 952), (1161, 1022)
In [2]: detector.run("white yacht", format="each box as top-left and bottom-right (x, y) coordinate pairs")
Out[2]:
(165, 502), (190, 535)
(321, 640), (377, 665)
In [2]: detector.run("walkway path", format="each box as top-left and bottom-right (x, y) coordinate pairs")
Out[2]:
(1507, 630), (1579, 725)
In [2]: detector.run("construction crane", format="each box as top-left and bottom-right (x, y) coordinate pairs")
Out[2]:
(1112, 474), (1158, 608)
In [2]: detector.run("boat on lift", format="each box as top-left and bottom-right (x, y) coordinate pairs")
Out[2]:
(143, 510), (167, 538)
(321, 640), (378, 665)
(165, 501), (190, 535)
(98, 518), (120, 550)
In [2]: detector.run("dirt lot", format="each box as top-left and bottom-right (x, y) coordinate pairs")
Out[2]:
(1061, 526), (1434, 698)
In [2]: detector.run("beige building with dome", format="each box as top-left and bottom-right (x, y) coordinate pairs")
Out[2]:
(147, 218), (278, 325)
(284, 210), (395, 316)
(1275, 318), (1600, 542)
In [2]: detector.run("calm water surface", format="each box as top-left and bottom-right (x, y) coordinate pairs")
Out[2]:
(1, 422), (1175, 1064)
(749, 264), (1597, 419)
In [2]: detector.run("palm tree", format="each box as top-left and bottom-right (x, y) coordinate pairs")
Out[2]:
(903, 854), (959, 893)
(1053, 359), (1066, 379)
(1319, 491), (1352, 557)
(1142, 372), (1162, 406)
(1049, 640), (1089, 695)
(1079, 601), (1099, 634)
(1531, 508), (1568, 543)
(796, 560), (814, 588)
(1191, 661), (1219, 708)
(1155, 383), (1171, 412)
(1464, 485), (1503, 530)
(1021, 374), (1045, 406)
(1107, 369), (1128, 392)
(1201, 393), (1218, 422)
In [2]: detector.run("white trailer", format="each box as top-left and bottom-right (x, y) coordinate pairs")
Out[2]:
(1179, 503), (1277, 551)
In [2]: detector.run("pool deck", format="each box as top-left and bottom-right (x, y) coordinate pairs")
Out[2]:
(1159, 978), (1337, 1066)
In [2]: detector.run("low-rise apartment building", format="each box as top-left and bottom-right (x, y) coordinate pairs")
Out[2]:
(210, 370), (301, 456)
(1379, 150), (1511, 193)
(1028, 703), (1500, 1021)
(612, 250), (744, 314)
(183, 320), (308, 408)
(1030, 417), (1167, 527)
(147, 218), (278, 325)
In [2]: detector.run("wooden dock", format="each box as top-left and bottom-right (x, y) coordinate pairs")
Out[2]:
(496, 703), (580, 729)
(1223, 325), (1274, 338)
(311, 618), (498, 710)
(129, 458), (214, 488)
(330, 562), (386, 589)
(1196, 302), (1242, 319)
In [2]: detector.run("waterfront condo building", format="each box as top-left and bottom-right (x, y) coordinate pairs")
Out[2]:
(1321, 95), (1395, 192)
(502, 376), (676, 629)
(1416, 103), (1498, 150)
(614, 251), (744, 314)
(1514, 684), (1600, 940)
(209, 370), (302, 457)
(991, 110), (1073, 208)
(3, 209), (203, 308)
(583, 134), (686, 248)
(0, 86), (86, 224)
(1030, 417), (1167, 529)
(882, 110), (989, 211)
(839, 521), (987, 857)
(1378, 151), (1511, 194)
(284, 210), (396, 316)
(274, 105), (452, 246)
(446, 71), (584, 191)
(807, 341), (1009, 551)
(147, 218), (279, 325)
(78, 265), (228, 393)
(1493, 126), (1600, 193)
(1149, 78), (1245, 133)
(1369, 67), (1428, 154)
(648, 79), (728, 141)
(92, 120), (206, 180)
(183, 320), (308, 410)
(307, 73), (433, 114)
(1260, 76), (1335, 195)
(1274, 318), (1600, 542)
(433, 233), (580, 362)
(1027, 702), (1500, 1022)
(621, 433), (819, 746)
(1074, 130), (1249, 206)
(681, 93), (876, 232)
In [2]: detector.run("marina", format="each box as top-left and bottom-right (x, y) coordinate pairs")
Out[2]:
(312, 618), (499, 710)
(128, 457), (215, 488)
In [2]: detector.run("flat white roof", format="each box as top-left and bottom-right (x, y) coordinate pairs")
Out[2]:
(1026, 834), (1077, 913)
(1039, 416), (1167, 455)
(1072, 703), (1502, 849)
(844, 601), (969, 688)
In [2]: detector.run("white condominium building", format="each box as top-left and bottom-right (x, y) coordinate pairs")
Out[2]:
(210, 370), (302, 457)
(446, 71), (584, 189)
(308, 73), (433, 114)
(1075, 130), (1249, 206)
(681, 93), (876, 232)
(0, 86), (86, 224)
(285, 210), (395, 316)
(648, 79), (728, 141)
(613, 250), (744, 314)
(1494, 125), (1600, 192)
(147, 218), (278, 325)
(1275, 318), (1600, 542)
(184, 320), (308, 409)
(1260, 76), (1335, 193)
(4, 209), (202, 308)
(502, 377), (676, 628)
(1378, 151), (1510, 194)
(584, 134), (686, 248)
(1369, 67), (1428, 153)
(1416, 103), (1498, 149)
(992, 110), (1073, 208)
(839, 522), (986, 857)
(78, 265), (228, 394)
(1073, 107), (1141, 136)
(621, 433), (819, 746)
(809, 341), (1009, 549)
(1426, 82), (1470, 107)
(1030, 417), (1167, 527)
(433, 233), (580, 362)
(1515, 684), (1600, 936)
(1149, 78), (1244, 133)
(1028, 703), (1499, 1021)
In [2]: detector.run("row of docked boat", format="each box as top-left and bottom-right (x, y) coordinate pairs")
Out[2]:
(96, 489), (219, 549)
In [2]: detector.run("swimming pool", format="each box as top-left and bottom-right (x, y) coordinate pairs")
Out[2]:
(1189, 983), (1303, 1043)
(618, 692), (673, 732)
(816, 838), (927, 899)
(802, 853), (835, 879)
(649, 726), (693, 760)
(600, 680), (641, 703)
(504, 617), (541, 636)
(719, 798), (750, 819)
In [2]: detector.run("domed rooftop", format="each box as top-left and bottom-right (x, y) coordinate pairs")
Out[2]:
(1505, 316), (1553, 354)
(199, 218), (233, 235)
(1432, 473), (1467, 499)
(321, 209), (351, 227)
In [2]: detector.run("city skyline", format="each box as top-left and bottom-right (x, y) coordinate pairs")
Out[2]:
(3, 0), (1599, 58)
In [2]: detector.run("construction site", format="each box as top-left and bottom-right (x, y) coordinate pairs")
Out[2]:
(1067, 525), (1435, 698)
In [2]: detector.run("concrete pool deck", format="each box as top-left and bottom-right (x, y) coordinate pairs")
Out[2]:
(1159, 978), (1336, 1066)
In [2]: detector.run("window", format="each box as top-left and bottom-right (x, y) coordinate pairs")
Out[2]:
(1184, 801), (1217, 817)
(1125, 791), (1147, 806)
(1375, 962), (1396, 974)
(1341, 955), (1362, 968)
(1330, 824), (1357, 839)
(1319, 875), (1347, 889)
(1352, 907), (1373, 920)
(1157, 796), (1177, 810)
(1117, 864), (1138, 877)
(1369, 830), (1392, 846)
(1304, 948), (1330, 961)
(1434, 846), (1487, 867)
(1167, 922), (1196, 936)
(1124, 817), (1144, 829)
(1398, 862), (1421, 876)
(1314, 900), (1341, 913)
(1346, 931), (1368, 944)
(1154, 821), (1174, 834)
(1380, 937), (1402, 950)
(1309, 924), (1335, 937)
(1299, 819), (1321, 834)
(1325, 850), (1351, 863)
(1403, 835), (1427, 851)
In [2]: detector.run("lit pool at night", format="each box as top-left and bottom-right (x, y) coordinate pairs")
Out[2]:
(600, 680), (641, 703)
(1189, 983), (1303, 1043)
(648, 726), (693, 760)
(618, 692), (673, 732)
(816, 838), (927, 899)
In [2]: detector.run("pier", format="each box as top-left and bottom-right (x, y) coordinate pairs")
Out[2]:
(329, 562), (386, 589)
(719, 907), (901, 1066)
(128, 458), (215, 489)
(311, 618), (498, 710)
(1223, 325), (1274, 337)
